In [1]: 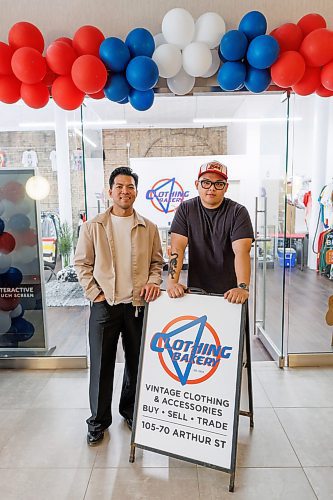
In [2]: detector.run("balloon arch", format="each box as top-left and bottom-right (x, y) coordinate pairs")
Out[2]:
(0, 9), (332, 112)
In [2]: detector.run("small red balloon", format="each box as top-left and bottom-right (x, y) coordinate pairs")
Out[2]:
(297, 13), (327, 37)
(0, 296), (20, 312)
(2, 181), (25, 203)
(271, 23), (303, 52)
(8, 21), (44, 52)
(88, 89), (105, 99)
(300, 28), (333, 67)
(316, 84), (333, 97)
(271, 51), (306, 88)
(55, 37), (73, 47)
(11, 47), (47, 84)
(46, 41), (77, 75)
(292, 66), (321, 95)
(321, 61), (333, 91)
(0, 75), (21, 103)
(0, 232), (16, 254)
(71, 55), (107, 94)
(0, 42), (14, 75)
(43, 66), (57, 87)
(21, 82), (49, 108)
(73, 25), (105, 56)
(51, 75), (85, 110)
(13, 228), (37, 248)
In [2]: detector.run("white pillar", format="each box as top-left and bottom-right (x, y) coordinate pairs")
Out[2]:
(308, 96), (329, 269)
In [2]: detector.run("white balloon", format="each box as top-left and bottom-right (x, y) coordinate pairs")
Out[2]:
(11, 245), (36, 265)
(194, 12), (226, 49)
(167, 68), (195, 95)
(154, 32), (166, 48)
(26, 175), (50, 201)
(162, 8), (195, 49)
(0, 252), (12, 273)
(0, 310), (11, 333)
(182, 42), (212, 77)
(152, 44), (182, 78)
(202, 49), (221, 77)
(10, 304), (23, 319)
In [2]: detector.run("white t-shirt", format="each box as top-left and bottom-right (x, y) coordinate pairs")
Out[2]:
(22, 150), (38, 167)
(111, 213), (134, 304)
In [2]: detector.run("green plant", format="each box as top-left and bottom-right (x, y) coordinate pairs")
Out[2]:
(58, 221), (73, 267)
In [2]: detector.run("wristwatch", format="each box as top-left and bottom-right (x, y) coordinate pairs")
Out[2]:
(238, 283), (249, 292)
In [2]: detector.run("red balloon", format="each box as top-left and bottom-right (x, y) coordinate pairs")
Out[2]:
(321, 61), (333, 91)
(46, 41), (77, 75)
(316, 84), (333, 97)
(271, 51), (306, 88)
(51, 75), (85, 110)
(0, 232), (16, 254)
(300, 29), (333, 67)
(11, 47), (47, 84)
(271, 23), (303, 52)
(0, 42), (14, 75)
(88, 89), (105, 99)
(55, 37), (73, 47)
(73, 25), (105, 56)
(71, 55), (107, 94)
(2, 181), (25, 203)
(13, 228), (37, 248)
(292, 66), (321, 95)
(43, 65), (57, 87)
(0, 75), (21, 103)
(0, 296), (20, 312)
(297, 13), (327, 37)
(8, 21), (44, 52)
(21, 82), (49, 108)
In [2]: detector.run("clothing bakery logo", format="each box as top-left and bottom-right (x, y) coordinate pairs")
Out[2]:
(145, 178), (190, 213)
(150, 315), (232, 386)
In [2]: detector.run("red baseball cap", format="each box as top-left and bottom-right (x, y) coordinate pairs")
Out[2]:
(198, 161), (228, 181)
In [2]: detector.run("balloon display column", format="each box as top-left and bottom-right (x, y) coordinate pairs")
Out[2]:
(0, 169), (47, 351)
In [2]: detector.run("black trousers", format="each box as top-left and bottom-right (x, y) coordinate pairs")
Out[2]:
(86, 301), (144, 432)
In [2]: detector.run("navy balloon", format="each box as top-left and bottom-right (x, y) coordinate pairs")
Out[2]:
(245, 66), (271, 93)
(99, 37), (131, 73)
(217, 62), (246, 91)
(0, 267), (23, 287)
(129, 89), (154, 111)
(104, 74), (130, 102)
(8, 214), (30, 232)
(118, 96), (129, 104)
(0, 218), (4, 235)
(11, 317), (35, 342)
(125, 28), (155, 57)
(247, 35), (279, 69)
(220, 30), (248, 61)
(239, 11), (267, 40)
(126, 56), (159, 91)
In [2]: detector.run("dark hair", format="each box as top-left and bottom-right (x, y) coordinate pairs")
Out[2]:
(109, 166), (138, 189)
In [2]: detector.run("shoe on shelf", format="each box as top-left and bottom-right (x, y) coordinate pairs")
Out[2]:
(124, 417), (133, 431)
(87, 430), (104, 446)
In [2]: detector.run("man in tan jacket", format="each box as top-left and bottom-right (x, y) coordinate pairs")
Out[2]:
(74, 166), (163, 446)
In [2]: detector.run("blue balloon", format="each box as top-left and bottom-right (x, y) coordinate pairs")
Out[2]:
(0, 267), (23, 287)
(245, 66), (271, 93)
(217, 62), (246, 91)
(118, 96), (129, 104)
(126, 56), (159, 91)
(104, 74), (130, 102)
(125, 28), (155, 58)
(239, 11), (267, 40)
(8, 214), (30, 232)
(129, 89), (154, 111)
(11, 317), (35, 342)
(220, 30), (248, 61)
(218, 45), (227, 62)
(0, 218), (4, 235)
(247, 35), (279, 69)
(99, 37), (131, 73)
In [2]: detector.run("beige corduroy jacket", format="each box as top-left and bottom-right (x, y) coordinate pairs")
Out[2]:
(74, 207), (164, 306)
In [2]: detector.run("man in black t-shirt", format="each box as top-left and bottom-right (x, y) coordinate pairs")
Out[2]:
(167, 161), (254, 304)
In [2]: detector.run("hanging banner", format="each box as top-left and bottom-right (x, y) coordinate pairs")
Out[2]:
(0, 169), (47, 350)
(132, 292), (245, 472)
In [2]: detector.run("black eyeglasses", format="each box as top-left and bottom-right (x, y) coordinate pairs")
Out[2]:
(199, 179), (226, 190)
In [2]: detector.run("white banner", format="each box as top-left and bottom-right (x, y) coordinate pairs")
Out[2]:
(133, 292), (243, 470)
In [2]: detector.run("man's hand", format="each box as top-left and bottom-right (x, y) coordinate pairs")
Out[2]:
(167, 283), (187, 298)
(94, 292), (105, 302)
(140, 284), (161, 302)
(224, 288), (249, 304)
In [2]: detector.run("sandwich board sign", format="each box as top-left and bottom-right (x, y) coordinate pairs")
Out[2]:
(130, 291), (253, 492)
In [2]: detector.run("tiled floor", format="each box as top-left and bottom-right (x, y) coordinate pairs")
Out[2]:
(0, 362), (332, 499)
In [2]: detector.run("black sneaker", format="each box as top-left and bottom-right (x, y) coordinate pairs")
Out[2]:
(87, 430), (104, 446)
